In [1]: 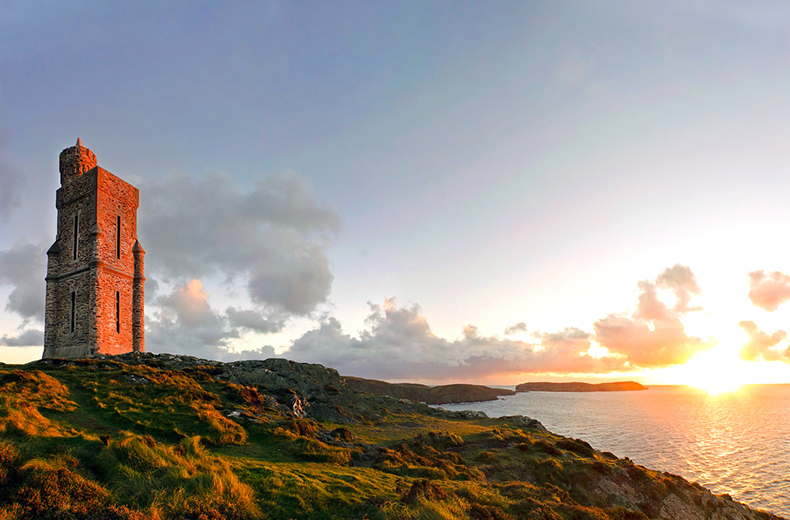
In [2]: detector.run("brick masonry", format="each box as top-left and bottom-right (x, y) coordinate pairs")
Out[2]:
(43, 139), (145, 358)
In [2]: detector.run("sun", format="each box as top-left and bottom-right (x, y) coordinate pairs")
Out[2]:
(663, 346), (749, 395)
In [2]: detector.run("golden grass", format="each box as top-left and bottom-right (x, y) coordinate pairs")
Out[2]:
(0, 360), (708, 520)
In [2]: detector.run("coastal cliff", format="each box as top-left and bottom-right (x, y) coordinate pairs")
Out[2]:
(0, 354), (779, 520)
(516, 381), (648, 392)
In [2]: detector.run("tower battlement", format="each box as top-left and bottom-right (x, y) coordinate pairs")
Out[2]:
(44, 139), (145, 359)
(59, 138), (97, 184)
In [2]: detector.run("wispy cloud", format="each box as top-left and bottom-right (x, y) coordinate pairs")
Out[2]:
(503, 322), (527, 335)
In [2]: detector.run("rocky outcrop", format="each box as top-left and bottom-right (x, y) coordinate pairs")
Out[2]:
(35, 353), (455, 423)
(516, 381), (648, 392)
(587, 461), (776, 520)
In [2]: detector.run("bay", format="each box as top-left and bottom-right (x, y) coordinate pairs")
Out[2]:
(438, 384), (790, 518)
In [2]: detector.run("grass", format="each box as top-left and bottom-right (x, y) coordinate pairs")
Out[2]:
(0, 359), (761, 520)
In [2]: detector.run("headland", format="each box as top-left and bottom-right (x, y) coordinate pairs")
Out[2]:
(516, 381), (648, 392)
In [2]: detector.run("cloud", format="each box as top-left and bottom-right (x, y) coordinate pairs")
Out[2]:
(147, 280), (231, 357)
(738, 320), (789, 362)
(594, 265), (710, 368)
(140, 172), (340, 317)
(0, 240), (46, 323)
(146, 279), (277, 361)
(656, 264), (702, 314)
(503, 322), (527, 335)
(0, 329), (43, 347)
(226, 307), (284, 334)
(285, 298), (623, 381)
(747, 270), (790, 312)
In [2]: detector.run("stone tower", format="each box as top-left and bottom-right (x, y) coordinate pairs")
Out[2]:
(43, 139), (145, 358)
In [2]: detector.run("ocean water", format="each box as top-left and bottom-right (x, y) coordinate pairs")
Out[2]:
(438, 385), (790, 518)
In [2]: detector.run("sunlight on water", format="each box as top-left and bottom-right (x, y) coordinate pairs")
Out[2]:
(439, 385), (790, 517)
(657, 346), (748, 396)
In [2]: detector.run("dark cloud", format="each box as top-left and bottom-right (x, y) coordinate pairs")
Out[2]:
(147, 280), (232, 357)
(0, 240), (46, 323)
(140, 172), (340, 317)
(286, 299), (623, 381)
(594, 265), (710, 368)
(739, 320), (789, 362)
(503, 322), (527, 335)
(747, 270), (790, 312)
(0, 329), (43, 347)
(226, 307), (285, 334)
(146, 279), (278, 361)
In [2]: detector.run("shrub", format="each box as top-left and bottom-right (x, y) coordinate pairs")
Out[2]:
(14, 459), (108, 518)
(401, 479), (447, 505)
(555, 439), (595, 458)
(535, 441), (561, 457)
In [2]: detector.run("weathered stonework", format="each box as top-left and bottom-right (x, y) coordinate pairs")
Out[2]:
(43, 139), (145, 359)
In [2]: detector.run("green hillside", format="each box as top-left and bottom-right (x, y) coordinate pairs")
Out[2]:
(0, 354), (778, 520)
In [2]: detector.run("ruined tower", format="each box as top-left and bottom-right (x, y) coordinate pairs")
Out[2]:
(43, 139), (145, 358)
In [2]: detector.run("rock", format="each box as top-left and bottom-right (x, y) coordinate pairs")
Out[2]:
(125, 374), (149, 385)
(500, 415), (547, 431)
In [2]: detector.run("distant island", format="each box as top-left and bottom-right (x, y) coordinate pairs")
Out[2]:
(344, 376), (515, 404)
(516, 381), (648, 392)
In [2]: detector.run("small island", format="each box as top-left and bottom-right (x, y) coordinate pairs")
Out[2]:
(516, 381), (648, 392)
(344, 376), (515, 404)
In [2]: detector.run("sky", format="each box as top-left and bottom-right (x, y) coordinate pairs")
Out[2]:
(3, 1), (790, 387)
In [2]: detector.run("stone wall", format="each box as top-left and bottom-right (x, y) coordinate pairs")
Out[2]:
(44, 142), (144, 359)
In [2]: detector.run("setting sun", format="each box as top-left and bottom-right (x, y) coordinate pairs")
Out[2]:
(658, 346), (748, 395)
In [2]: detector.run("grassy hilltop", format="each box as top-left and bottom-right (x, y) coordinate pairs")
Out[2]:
(0, 354), (780, 520)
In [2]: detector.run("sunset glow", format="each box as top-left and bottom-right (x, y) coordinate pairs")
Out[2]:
(3, 3), (790, 389)
(644, 343), (774, 394)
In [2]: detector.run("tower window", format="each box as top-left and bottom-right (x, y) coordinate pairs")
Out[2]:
(115, 291), (120, 333)
(72, 213), (80, 260)
(116, 216), (121, 259)
(70, 291), (76, 333)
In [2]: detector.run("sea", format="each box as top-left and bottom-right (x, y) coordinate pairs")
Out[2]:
(437, 385), (790, 518)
